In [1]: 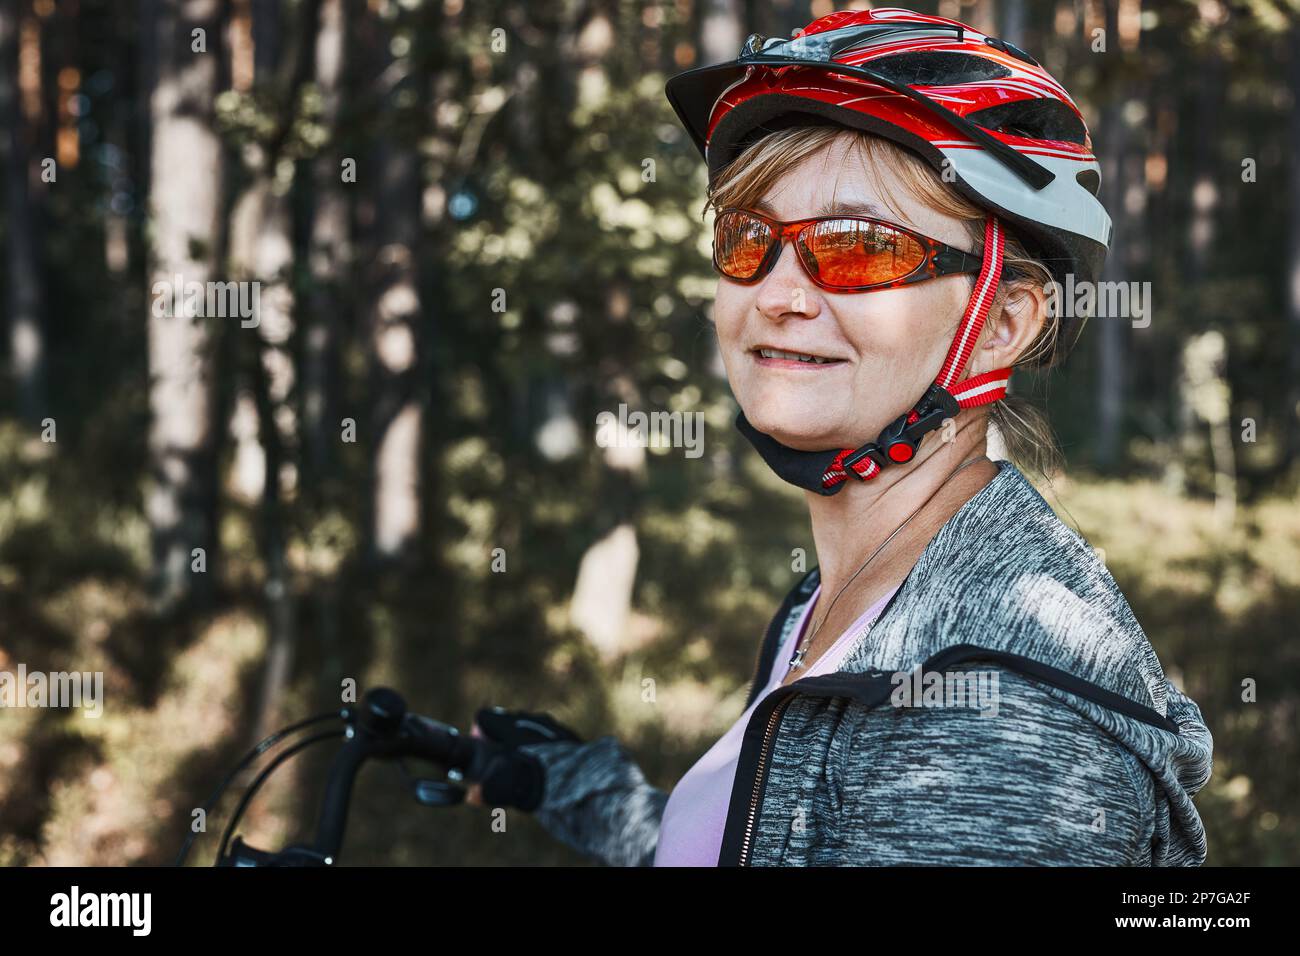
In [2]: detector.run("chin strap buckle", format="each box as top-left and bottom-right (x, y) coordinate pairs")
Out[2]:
(840, 384), (960, 478)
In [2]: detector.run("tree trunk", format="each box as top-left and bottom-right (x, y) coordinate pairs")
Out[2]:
(1170, 47), (1225, 494)
(0, 0), (46, 424)
(1177, 331), (1237, 526)
(699, 0), (741, 66)
(1094, 0), (1127, 470)
(301, 0), (348, 688)
(367, 17), (423, 564)
(568, 279), (647, 660)
(569, 523), (640, 661)
(999, 0), (1028, 45)
(146, 0), (225, 610)
(303, 0), (347, 484)
(231, 0), (321, 739)
(1286, 22), (1300, 472)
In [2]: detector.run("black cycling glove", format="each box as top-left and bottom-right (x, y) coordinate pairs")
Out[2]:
(468, 706), (583, 811)
(475, 706), (584, 747)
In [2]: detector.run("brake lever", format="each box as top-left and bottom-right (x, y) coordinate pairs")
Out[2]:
(395, 757), (466, 808)
(412, 779), (466, 807)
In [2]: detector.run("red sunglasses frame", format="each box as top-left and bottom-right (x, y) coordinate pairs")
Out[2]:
(711, 206), (994, 293)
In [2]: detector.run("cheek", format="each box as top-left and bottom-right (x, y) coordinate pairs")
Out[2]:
(711, 282), (747, 344)
(843, 281), (966, 362)
(710, 284), (753, 384)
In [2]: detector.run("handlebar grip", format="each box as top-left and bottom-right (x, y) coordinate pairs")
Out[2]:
(402, 711), (548, 811)
(405, 715), (548, 810)
(399, 714), (479, 768)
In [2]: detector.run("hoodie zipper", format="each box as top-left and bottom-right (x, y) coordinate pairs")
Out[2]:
(733, 591), (821, 865)
(737, 693), (797, 866)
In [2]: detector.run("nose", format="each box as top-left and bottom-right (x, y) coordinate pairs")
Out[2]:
(753, 240), (821, 322)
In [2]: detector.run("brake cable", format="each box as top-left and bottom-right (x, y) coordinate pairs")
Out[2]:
(216, 729), (346, 864)
(174, 709), (345, 866)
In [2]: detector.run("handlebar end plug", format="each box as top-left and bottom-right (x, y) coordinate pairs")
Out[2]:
(360, 687), (407, 736)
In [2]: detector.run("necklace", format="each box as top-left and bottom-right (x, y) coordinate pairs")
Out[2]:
(787, 453), (989, 672)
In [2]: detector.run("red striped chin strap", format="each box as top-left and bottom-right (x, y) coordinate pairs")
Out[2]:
(821, 214), (1015, 491)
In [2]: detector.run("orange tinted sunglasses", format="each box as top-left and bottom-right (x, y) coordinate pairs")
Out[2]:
(712, 207), (991, 293)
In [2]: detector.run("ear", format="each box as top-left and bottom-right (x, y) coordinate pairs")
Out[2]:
(972, 279), (1048, 373)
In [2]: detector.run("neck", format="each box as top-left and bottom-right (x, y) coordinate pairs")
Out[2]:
(803, 414), (997, 598)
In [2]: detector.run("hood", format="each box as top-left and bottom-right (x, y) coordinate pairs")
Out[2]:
(774, 459), (1214, 864)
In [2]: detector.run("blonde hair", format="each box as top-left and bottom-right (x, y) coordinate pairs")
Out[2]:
(706, 125), (1064, 478)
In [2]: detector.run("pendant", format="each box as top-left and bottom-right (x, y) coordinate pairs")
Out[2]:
(789, 645), (808, 669)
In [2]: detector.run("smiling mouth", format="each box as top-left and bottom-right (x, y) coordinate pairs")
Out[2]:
(753, 347), (843, 366)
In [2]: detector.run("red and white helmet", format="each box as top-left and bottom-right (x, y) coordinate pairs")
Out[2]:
(666, 6), (1112, 369)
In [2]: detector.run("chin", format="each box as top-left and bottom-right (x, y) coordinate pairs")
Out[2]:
(742, 399), (846, 451)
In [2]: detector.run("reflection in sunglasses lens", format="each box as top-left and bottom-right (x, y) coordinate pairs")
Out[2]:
(805, 220), (923, 288)
(715, 212), (772, 279)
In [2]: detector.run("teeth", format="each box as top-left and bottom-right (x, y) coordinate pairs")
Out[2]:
(758, 348), (831, 364)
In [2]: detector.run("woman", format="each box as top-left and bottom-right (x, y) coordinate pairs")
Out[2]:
(469, 7), (1213, 866)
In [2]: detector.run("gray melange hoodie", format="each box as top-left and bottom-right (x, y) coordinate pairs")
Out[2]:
(519, 458), (1214, 866)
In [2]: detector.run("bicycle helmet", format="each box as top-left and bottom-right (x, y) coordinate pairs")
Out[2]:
(665, 7), (1112, 494)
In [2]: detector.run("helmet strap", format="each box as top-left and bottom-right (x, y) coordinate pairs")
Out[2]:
(734, 214), (1016, 496)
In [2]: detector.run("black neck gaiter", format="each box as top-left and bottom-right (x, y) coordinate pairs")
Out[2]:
(734, 410), (849, 497)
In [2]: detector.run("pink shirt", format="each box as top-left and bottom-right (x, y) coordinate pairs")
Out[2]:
(653, 582), (900, 866)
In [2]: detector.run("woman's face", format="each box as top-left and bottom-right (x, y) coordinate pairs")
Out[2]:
(712, 136), (980, 452)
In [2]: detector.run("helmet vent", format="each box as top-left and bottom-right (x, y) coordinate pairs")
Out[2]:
(966, 98), (1087, 145)
(864, 51), (1012, 86)
(1075, 169), (1101, 196)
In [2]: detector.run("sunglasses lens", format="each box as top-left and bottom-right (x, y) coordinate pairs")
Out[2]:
(800, 219), (925, 288)
(714, 211), (775, 281)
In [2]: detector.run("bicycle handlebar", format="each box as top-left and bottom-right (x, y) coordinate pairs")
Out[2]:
(198, 686), (539, 867)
